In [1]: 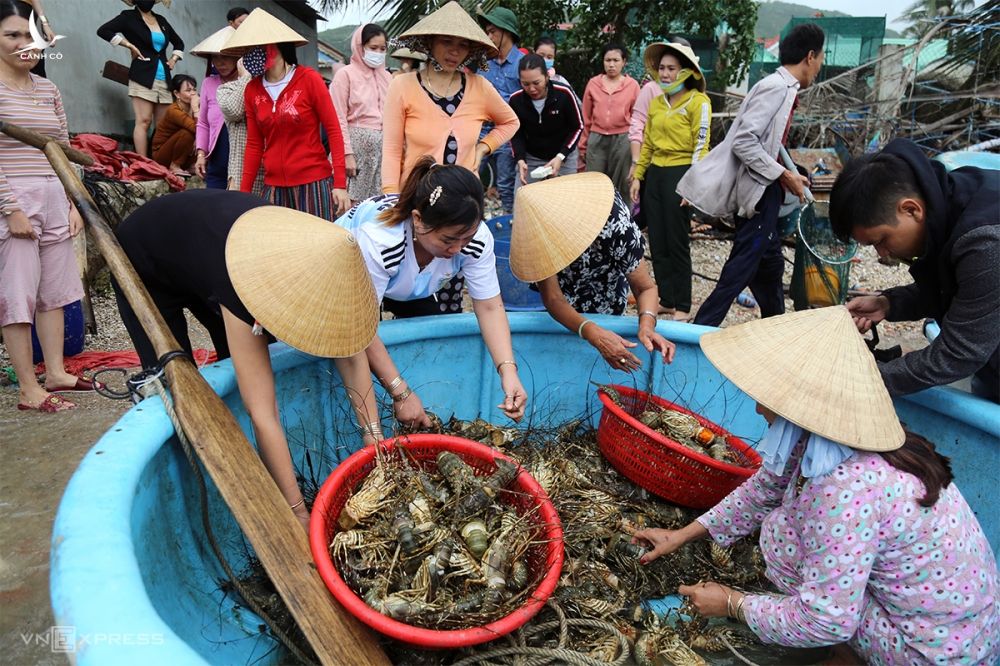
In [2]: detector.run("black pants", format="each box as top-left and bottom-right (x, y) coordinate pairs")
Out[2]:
(113, 277), (231, 370)
(693, 181), (785, 327)
(644, 164), (692, 312)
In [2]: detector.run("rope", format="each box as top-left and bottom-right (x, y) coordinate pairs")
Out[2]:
(145, 376), (318, 665)
(452, 601), (630, 666)
(719, 633), (761, 666)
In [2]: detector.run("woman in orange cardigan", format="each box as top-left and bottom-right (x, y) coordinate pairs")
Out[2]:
(381, 1), (518, 194)
(151, 74), (198, 175)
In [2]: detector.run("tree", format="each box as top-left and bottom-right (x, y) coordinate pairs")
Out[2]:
(900, 0), (975, 39)
(315, 0), (758, 87)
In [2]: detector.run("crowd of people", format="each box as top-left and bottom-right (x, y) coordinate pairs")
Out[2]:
(2, 1), (999, 662)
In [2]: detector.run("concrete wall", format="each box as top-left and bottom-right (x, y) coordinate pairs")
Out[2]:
(42, 1), (318, 137)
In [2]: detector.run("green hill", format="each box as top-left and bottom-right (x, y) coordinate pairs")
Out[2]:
(317, 24), (358, 58)
(755, 1), (901, 38)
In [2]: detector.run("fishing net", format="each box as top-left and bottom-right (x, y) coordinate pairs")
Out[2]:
(791, 200), (857, 310)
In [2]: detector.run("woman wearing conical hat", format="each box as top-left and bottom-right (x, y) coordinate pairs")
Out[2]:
(509, 173), (676, 372)
(381, 1), (519, 194)
(633, 307), (1000, 664)
(221, 9), (350, 220)
(113, 189), (381, 530)
(629, 42), (711, 323)
(189, 26), (239, 189)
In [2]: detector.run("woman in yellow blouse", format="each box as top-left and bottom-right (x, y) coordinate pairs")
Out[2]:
(629, 42), (710, 321)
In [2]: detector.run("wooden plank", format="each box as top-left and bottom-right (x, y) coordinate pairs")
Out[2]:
(0, 121), (390, 666)
(0, 120), (93, 166)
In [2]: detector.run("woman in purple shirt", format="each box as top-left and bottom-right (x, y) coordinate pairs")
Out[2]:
(634, 307), (999, 665)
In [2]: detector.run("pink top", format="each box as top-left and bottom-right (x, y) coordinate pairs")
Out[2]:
(628, 80), (661, 145)
(329, 25), (391, 155)
(580, 74), (639, 152)
(195, 74), (225, 155)
(698, 441), (1000, 664)
(380, 72), (519, 194)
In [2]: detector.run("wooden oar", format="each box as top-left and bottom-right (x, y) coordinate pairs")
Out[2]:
(0, 121), (94, 166)
(0, 121), (389, 666)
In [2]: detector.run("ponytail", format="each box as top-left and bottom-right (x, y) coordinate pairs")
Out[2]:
(379, 155), (484, 230)
(879, 430), (954, 508)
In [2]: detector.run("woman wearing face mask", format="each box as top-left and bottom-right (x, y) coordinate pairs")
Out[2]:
(330, 24), (391, 205)
(629, 42), (710, 322)
(97, 0), (184, 158)
(221, 9), (350, 220)
(337, 157), (528, 429)
(191, 26), (239, 189)
(533, 36), (573, 92)
(151, 74), (199, 175)
(580, 43), (639, 202)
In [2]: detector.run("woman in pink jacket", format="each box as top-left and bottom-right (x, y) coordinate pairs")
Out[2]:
(580, 42), (639, 202)
(330, 24), (391, 204)
(190, 26), (239, 189)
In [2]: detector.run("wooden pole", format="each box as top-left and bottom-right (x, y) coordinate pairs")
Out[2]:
(0, 123), (389, 665)
(0, 121), (94, 166)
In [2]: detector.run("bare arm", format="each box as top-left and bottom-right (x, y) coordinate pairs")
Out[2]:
(364, 335), (432, 429)
(332, 352), (382, 443)
(472, 296), (526, 421)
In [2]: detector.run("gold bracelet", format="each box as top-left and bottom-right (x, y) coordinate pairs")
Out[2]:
(359, 421), (383, 439)
(726, 589), (735, 618)
(639, 310), (657, 322)
(392, 387), (413, 403)
(735, 595), (747, 623)
(384, 375), (403, 393)
(496, 360), (517, 375)
(289, 498), (305, 510)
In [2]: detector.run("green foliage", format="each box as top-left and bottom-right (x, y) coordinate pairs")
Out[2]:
(316, 0), (758, 87)
(317, 24), (359, 57)
(549, 0), (758, 88)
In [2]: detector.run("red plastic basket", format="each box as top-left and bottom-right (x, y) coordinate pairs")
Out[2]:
(596, 385), (761, 509)
(309, 434), (564, 648)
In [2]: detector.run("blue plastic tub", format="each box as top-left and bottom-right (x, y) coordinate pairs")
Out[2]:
(50, 314), (1000, 664)
(489, 215), (546, 312)
(31, 299), (84, 364)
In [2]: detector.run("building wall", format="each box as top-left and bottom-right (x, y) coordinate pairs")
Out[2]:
(42, 0), (318, 137)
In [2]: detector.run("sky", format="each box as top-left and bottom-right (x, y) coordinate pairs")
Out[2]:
(309, 0), (987, 34)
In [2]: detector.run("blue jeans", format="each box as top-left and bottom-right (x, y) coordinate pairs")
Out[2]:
(494, 148), (516, 214)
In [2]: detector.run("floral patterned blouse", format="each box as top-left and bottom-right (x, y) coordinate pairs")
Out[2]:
(552, 192), (645, 315)
(698, 440), (999, 665)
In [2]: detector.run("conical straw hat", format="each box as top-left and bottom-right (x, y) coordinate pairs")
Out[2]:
(221, 8), (307, 56)
(699, 306), (904, 452)
(509, 172), (616, 282)
(225, 207), (378, 358)
(397, 1), (498, 60)
(190, 26), (236, 57)
(643, 42), (706, 92)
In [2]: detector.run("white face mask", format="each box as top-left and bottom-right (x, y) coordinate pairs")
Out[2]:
(363, 49), (386, 68)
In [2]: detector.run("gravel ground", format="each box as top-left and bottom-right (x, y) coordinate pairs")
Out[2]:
(0, 231), (926, 401)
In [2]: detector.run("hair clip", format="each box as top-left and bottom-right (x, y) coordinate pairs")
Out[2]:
(429, 185), (442, 207)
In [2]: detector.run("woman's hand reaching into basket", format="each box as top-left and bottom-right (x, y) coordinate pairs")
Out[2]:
(631, 521), (710, 565)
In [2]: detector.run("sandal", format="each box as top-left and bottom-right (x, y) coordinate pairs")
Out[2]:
(17, 393), (76, 412)
(45, 376), (104, 393)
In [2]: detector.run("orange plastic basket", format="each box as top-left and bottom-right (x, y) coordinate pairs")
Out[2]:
(596, 385), (761, 508)
(309, 434), (564, 648)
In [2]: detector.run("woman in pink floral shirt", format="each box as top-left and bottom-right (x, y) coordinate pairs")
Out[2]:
(634, 307), (999, 665)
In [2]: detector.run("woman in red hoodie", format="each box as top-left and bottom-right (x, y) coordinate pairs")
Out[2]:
(221, 9), (350, 220)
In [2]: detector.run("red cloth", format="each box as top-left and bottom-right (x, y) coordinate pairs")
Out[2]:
(35, 349), (218, 375)
(70, 134), (186, 191)
(241, 65), (347, 192)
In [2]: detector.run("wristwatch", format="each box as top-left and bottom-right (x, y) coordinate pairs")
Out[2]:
(556, 152), (565, 161)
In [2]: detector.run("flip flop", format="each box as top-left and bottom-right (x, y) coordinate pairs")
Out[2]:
(45, 376), (104, 393)
(17, 393), (76, 412)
